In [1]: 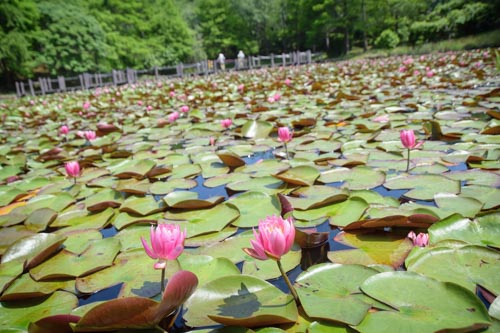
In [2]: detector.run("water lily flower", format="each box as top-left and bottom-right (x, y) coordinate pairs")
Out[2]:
(400, 129), (423, 172)
(400, 129), (423, 150)
(243, 215), (300, 305)
(408, 231), (429, 247)
(83, 130), (97, 141)
(278, 126), (293, 160)
(147, 105), (153, 111)
(141, 223), (186, 293)
(284, 78), (291, 86)
(278, 127), (293, 143)
(238, 84), (245, 92)
(65, 161), (80, 183)
(169, 111), (180, 122)
(373, 115), (389, 123)
(273, 92), (281, 101)
(268, 96), (275, 103)
(244, 215), (295, 261)
(221, 118), (232, 129)
(141, 224), (186, 270)
(60, 125), (69, 135)
(180, 105), (189, 113)
(137, 100), (143, 106)
(83, 101), (91, 110)
(426, 70), (434, 78)
(399, 66), (407, 73)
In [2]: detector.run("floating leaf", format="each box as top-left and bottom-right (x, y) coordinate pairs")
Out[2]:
(356, 271), (491, 333)
(227, 191), (281, 228)
(295, 263), (379, 325)
(384, 174), (461, 201)
(274, 166), (320, 186)
(184, 275), (298, 328)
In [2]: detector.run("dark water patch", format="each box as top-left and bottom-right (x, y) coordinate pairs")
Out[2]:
(79, 283), (123, 306)
(100, 225), (118, 238)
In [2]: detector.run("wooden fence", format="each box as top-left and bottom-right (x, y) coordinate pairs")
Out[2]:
(15, 50), (318, 97)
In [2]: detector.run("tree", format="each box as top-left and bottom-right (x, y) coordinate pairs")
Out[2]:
(0, 0), (39, 88)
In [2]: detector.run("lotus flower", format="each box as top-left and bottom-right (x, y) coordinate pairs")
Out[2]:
(141, 224), (186, 270)
(169, 111), (180, 122)
(284, 78), (291, 86)
(221, 118), (232, 129)
(408, 231), (429, 247)
(400, 129), (423, 172)
(180, 105), (189, 113)
(243, 215), (299, 305)
(238, 84), (244, 92)
(83, 101), (91, 110)
(65, 161), (80, 183)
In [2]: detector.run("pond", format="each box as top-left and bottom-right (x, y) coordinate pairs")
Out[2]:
(0, 49), (499, 332)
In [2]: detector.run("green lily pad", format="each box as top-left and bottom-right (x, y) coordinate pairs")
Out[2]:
(274, 166), (320, 186)
(54, 207), (115, 233)
(76, 248), (178, 298)
(0, 273), (75, 301)
(109, 158), (156, 179)
(292, 197), (368, 227)
(407, 245), (500, 294)
(149, 178), (197, 195)
(164, 203), (239, 238)
(59, 229), (103, 254)
(286, 186), (349, 210)
(113, 211), (162, 230)
(0, 291), (78, 330)
(85, 189), (124, 212)
(319, 166), (385, 190)
(184, 275), (298, 328)
(30, 238), (120, 280)
(120, 195), (166, 216)
(242, 248), (301, 280)
(1, 233), (66, 270)
(191, 231), (255, 264)
(0, 260), (24, 295)
(384, 174), (461, 201)
(227, 191), (281, 228)
(356, 271), (491, 333)
(24, 193), (75, 215)
(295, 263), (379, 325)
(428, 212), (500, 248)
(163, 191), (224, 209)
(329, 231), (414, 268)
(226, 176), (284, 194)
(179, 254), (241, 286)
(24, 208), (57, 232)
(241, 120), (273, 139)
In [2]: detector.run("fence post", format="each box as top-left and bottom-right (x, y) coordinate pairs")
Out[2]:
(271, 53), (275, 67)
(28, 79), (34, 96)
(154, 67), (159, 81)
(15, 82), (21, 97)
(58, 76), (66, 92)
(176, 63), (184, 77)
(38, 78), (45, 95)
(307, 50), (312, 64)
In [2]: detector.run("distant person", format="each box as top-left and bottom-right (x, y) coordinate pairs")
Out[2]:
(237, 50), (245, 69)
(217, 53), (225, 71)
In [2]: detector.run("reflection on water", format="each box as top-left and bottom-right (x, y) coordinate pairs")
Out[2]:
(78, 283), (123, 306)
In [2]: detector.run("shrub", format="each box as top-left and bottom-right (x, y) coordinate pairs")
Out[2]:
(375, 29), (400, 50)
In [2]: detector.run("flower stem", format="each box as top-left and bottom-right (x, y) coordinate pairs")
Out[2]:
(406, 148), (410, 172)
(161, 267), (166, 295)
(277, 260), (300, 306)
(284, 143), (289, 160)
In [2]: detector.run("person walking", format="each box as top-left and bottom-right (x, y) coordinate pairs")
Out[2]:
(217, 53), (226, 71)
(237, 50), (245, 69)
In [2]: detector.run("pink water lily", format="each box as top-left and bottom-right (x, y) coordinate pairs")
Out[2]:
(243, 215), (299, 305)
(408, 231), (429, 247)
(244, 215), (295, 261)
(400, 129), (423, 150)
(400, 129), (423, 172)
(83, 101), (91, 110)
(65, 161), (80, 183)
(278, 127), (293, 143)
(169, 111), (180, 122)
(60, 125), (69, 135)
(180, 105), (189, 113)
(141, 224), (186, 270)
(83, 130), (97, 141)
(221, 118), (232, 129)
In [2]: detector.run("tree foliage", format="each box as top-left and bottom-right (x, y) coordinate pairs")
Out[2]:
(0, 0), (499, 90)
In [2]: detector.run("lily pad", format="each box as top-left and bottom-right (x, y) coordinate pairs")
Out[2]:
(227, 191), (281, 228)
(356, 271), (491, 333)
(274, 166), (320, 186)
(184, 275), (298, 328)
(295, 263), (379, 325)
(384, 174), (461, 201)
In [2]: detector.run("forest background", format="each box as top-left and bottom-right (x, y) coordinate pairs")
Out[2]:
(1, 0), (499, 91)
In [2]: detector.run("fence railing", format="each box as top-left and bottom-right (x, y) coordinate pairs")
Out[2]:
(15, 50), (319, 97)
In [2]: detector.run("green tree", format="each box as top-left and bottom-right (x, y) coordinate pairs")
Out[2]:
(0, 0), (39, 88)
